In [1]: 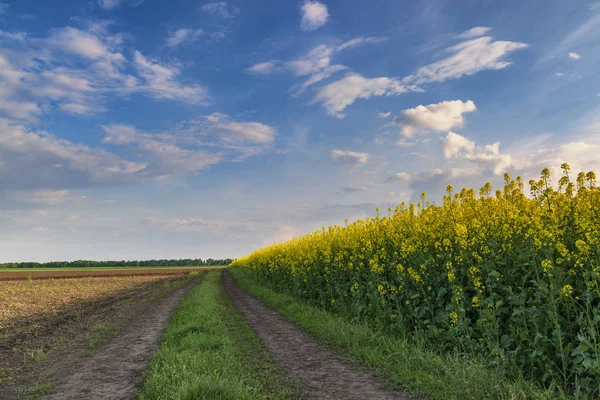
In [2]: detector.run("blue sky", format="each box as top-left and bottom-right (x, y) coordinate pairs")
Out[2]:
(1, 0), (599, 262)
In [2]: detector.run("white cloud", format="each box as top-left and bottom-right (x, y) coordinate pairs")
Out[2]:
(249, 37), (386, 95)
(59, 103), (97, 116)
(555, 72), (564, 77)
(27, 190), (72, 205)
(456, 27), (491, 39)
(0, 118), (147, 190)
(394, 100), (477, 137)
(569, 52), (581, 59)
(465, 142), (512, 176)
(330, 149), (371, 166)
(301, 1), (329, 31)
(0, 26), (134, 120)
(395, 139), (417, 148)
(200, 113), (276, 145)
(313, 74), (411, 118)
(379, 111), (391, 119)
(512, 137), (600, 181)
(441, 131), (476, 158)
(166, 29), (204, 48)
(405, 36), (528, 85)
(98, 0), (144, 10)
(133, 51), (208, 104)
(0, 95), (41, 120)
(312, 33), (525, 117)
(247, 61), (280, 74)
(0, 25), (208, 121)
(102, 113), (276, 166)
(201, 2), (239, 19)
(99, 0), (121, 10)
(385, 172), (411, 182)
(0, 31), (28, 42)
(165, 217), (226, 232)
(440, 131), (511, 176)
(102, 124), (222, 178)
(0, 113), (273, 191)
(337, 36), (388, 51)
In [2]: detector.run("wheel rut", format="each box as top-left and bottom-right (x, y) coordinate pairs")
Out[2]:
(223, 272), (415, 400)
(42, 274), (206, 400)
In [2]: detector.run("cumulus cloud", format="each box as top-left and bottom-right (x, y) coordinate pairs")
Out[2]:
(441, 131), (511, 176)
(394, 100), (477, 137)
(330, 149), (371, 166)
(313, 74), (412, 118)
(312, 33), (526, 116)
(456, 26), (491, 39)
(465, 142), (512, 176)
(166, 29), (204, 48)
(405, 36), (528, 85)
(569, 52), (581, 59)
(133, 51), (208, 104)
(441, 131), (475, 158)
(379, 111), (391, 119)
(301, 1), (329, 31)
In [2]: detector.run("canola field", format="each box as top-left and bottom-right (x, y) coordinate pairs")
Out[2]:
(232, 165), (600, 396)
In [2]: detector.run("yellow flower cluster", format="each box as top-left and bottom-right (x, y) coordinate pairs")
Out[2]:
(232, 165), (600, 393)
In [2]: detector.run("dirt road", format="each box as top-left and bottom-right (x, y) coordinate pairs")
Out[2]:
(223, 273), (414, 400)
(42, 275), (205, 400)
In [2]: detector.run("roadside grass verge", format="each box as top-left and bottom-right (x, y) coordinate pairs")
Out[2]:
(228, 267), (564, 400)
(140, 270), (301, 400)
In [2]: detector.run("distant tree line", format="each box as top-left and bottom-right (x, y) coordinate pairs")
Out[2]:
(0, 258), (234, 269)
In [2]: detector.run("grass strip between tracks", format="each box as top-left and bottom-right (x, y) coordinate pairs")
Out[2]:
(140, 269), (299, 400)
(228, 267), (564, 400)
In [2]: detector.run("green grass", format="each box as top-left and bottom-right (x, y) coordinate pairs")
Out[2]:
(228, 267), (565, 400)
(0, 266), (221, 273)
(17, 377), (55, 399)
(139, 270), (301, 400)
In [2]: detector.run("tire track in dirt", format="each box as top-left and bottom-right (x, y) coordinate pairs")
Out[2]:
(42, 274), (206, 400)
(223, 272), (415, 400)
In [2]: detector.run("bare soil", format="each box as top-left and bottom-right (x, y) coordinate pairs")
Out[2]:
(223, 273), (415, 400)
(0, 268), (211, 281)
(40, 274), (205, 400)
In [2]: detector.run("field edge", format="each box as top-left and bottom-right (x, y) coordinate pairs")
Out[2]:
(228, 267), (563, 400)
